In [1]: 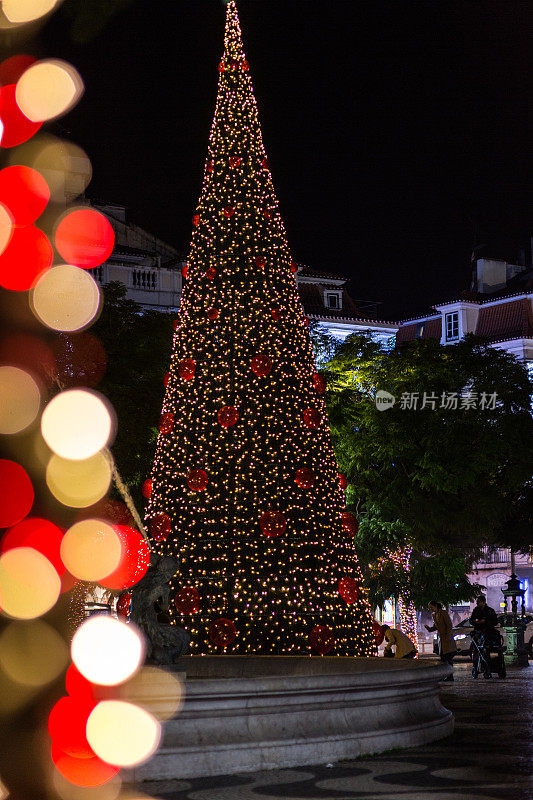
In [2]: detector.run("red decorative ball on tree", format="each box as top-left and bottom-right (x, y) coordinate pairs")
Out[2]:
(250, 354), (272, 378)
(259, 511), (286, 537)
(206, 307), (219, 320)
(207, 160), (214, 173)
(271, 308), (282, 322)
(218, 60), (225, 73)
(173, 319), (179, 331)
(205, 267), (217, 280)
(338, 576), (359, 604)
(263, 209), (272, 220)
(209, 618), (237, 647)
(175, 586), (201, 614)
(261, 156), (269, 169)
(217, 405), (239, 428)
(295, 467), (314, 489)
(309, 624), (335, 655)
(163, 372), (170, 387)
(242, 59), (249, 72)
(303, 316), (310, 327)
(159, 412), (174, 434)
(178, 359), (196, 380)
(290, 260), (299, 274)
(142, 479), (152, 499)
(312, 373), (326, 394)
(181, 264), (188, 279)
(187, 469), (208, 492)
(192, 214), (200, 226)
(116, 592), (132, 619)
(150, 513), (171, 542)
(229, 157), (242, 168)
(340, 510), (359, 536)
(338, 473), (348, 491)
(302, 408), (321, 429)
(254, 255), (266, 268)
(372, 620), (385, 646)
(223, 206), (235, 218)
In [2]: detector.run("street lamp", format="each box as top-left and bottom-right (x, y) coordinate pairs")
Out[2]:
(501, 566), (528, 668)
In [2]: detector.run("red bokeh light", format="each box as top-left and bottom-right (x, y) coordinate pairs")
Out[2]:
(52, 332), (107, 388)
(0, 460), (34, 527)
(0, 166), (50, 226)
(0, 333), (55, 386)
(48, 696), (94, 759)
(309, 624), (335, 655)
(1, 517), (65, 575)
(209, 618), (237, 647)
(98, 524), (150, 591)
(175, 586), (201, 614)
(338, 576), (359, 604)
(0, 224), (53, 290)
(55, 209), (115, 269)
(65, 663), (97, 705)
(51, 744), (119, 788)
(149, 512), (171, 542)
(259, 511), (287, 538)
(0, 55), (36, 85)
(0, 84), (43, 148)
(217, 405), (239, 428)
(294, 467), (314, 490)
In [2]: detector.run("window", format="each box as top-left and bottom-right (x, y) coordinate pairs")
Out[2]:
(326, 293), (340, 309)
(415, 322), (425, 338)
(445, 311), (459, 341)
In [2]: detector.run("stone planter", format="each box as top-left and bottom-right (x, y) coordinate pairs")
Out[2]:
(129, 656), (453, 781)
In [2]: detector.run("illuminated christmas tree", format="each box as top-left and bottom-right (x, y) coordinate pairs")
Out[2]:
(146, 0), (375, 656)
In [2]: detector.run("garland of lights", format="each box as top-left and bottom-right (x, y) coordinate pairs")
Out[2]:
(145, 0), (375, 656)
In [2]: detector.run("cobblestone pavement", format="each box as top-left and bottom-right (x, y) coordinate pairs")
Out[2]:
(142, 665), (533, 800)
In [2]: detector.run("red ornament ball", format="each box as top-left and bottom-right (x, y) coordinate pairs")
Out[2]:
(205, 267), (217, 280)
(178, 359), (196, 380)
(338, 576), (359, 605)
(206, 307), (219, 320)
(242, 59), (249, 72)
(218, 60), (225, 73)
(259, 511), (286, 538)
(175, 586), (201, 614)
(116, 592), (132, 619)
(254, 255), (266, 268)
(338, 473), (348, 491)
(271, 308), (282, 322)
(263, 209), (273, 220)
(261, 157), (269, 169)
(209, 618), (237, 647)
(303, 316), (310, 327)
(181, 264), (188, 279)
(173, 319), (179, 331)
(187, 469), (208, 492)
(295, 467), (314, 490)
(373, 620), (385, 646)
(250, 354), (272, 378)
(223, 206), (235, 218)
(217, 405), (239, 428)
(141, 479), (152, 499)
(302, 407), (321, 429)
(163, 372), (170, 387)
(341, 511), (359, 536)
(229, 157), (242, 168)
(290, 260), (299, 274)
(192, 214), (200, 226)
(309, 624), (335, 655)
(150, 513), (171, 542)
(207, 160), (214, 173)
(159, 412), (174, 434)
(313, 373), (326, 395)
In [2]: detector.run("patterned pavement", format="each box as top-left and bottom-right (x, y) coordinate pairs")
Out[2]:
(141, 665), (533, 800)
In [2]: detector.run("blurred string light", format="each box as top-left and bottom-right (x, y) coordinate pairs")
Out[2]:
(46, 450), (112, 508)
(2, 0), (61, 24)
(86, 701), (161, 767)
(0, 620), (68, 686)
(0, 547), (60, 619)
(71, 616), (144, 686)
(41, 389), (114, 460)
(16, 59), (84, 122)
(60, 518), (122, 582)
(31, 264), (101, 331)
(0, 365), (40, 434)
(145, 0), (375, 655)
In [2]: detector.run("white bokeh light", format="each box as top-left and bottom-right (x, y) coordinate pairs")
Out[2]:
(41, 389), (113, 460)
(71, 616), (144, 686)
(86, 701), (161, 767)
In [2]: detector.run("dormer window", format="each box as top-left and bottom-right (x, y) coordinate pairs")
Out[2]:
(325, 291), (342, 310)
(445, 311), (459, 341)
(415, 322), (425, 338)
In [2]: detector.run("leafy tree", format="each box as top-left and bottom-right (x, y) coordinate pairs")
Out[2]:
(324, 332), (533, 608)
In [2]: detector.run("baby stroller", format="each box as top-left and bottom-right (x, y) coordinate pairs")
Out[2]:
(470, 628), (506, 679)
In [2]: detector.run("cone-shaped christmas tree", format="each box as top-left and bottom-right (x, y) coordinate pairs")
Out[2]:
(146, 0), (375, 656)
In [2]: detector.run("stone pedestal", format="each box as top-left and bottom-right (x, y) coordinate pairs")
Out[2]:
(128, 656), (453, 782)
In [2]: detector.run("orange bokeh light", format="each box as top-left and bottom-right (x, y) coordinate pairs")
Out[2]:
(0, 224), (53, 291)
(55, 208), (115, 269)
(51, 744), (119, 788)
(0, 165), (49, 226)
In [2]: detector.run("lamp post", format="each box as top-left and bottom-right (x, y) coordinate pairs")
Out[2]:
(501, 552), (528, 667)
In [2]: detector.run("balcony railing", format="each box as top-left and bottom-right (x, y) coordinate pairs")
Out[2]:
(478, 547), (511, 564)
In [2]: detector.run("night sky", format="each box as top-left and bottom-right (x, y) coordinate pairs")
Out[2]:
(40, 0), (533, 318)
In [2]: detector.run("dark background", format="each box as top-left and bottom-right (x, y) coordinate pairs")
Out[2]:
(36, 0), (533, 318)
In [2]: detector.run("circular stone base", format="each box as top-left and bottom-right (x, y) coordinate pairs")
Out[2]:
(129, 656), (453, 781)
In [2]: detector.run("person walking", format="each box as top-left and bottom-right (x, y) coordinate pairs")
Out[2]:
(382, 625), (417, 659)
(426, 600), (455, 681)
